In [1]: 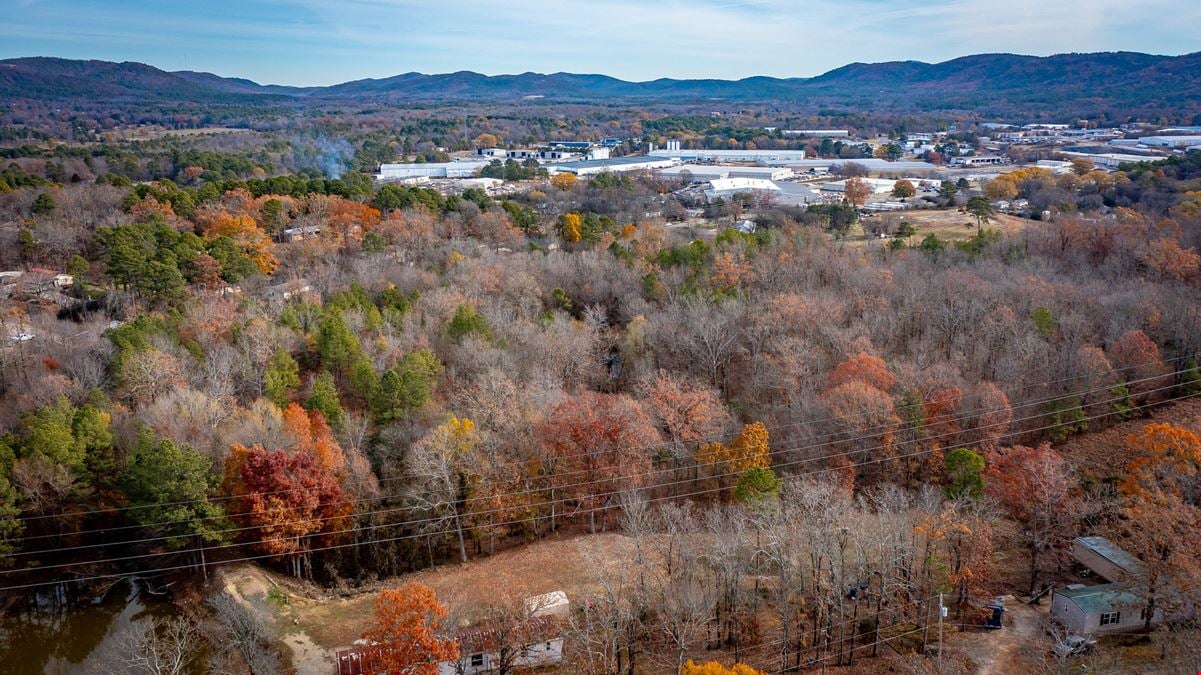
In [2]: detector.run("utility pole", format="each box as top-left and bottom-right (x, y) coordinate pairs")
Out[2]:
(937, 592), (945, 674)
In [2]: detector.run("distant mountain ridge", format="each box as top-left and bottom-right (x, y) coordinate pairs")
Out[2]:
(2, 52), (1200, 113)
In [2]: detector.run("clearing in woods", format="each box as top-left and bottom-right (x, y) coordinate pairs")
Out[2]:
(266, 532), (640, 652)
(851, 208), (1029, 246)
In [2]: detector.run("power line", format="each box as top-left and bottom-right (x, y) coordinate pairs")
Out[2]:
(1, 389), (1191, 592)
(4, 375), (1186, 563)
(13, 351), (1192, 525)
(7, 359), (1190, 551)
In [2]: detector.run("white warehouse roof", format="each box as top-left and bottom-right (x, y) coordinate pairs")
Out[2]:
(657, 165), (794, 182)
(544, 156), (677, 176)
(648, 148), (807, 163)
(1137, 135), (1201, 148)
(376, 161), (490, 180)
(707, 178), (781, 193)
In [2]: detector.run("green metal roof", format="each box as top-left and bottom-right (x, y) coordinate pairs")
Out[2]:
(1057, 583), (1143, 615)
(1075, 536), (1145, 574)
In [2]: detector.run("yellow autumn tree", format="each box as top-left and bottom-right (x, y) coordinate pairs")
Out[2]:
(695, 422), (770, 475)
(681, 660), (765, 675)
(203, 212), (278, 274)
(558, 212), (583, 243)
(551, 172), (578, 192)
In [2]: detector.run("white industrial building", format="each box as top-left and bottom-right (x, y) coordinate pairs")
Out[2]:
(1060, 151), (1158, 170)
(376, 161), (490, 180)
(1036, 160), (1076, 174)
(648, 147), (807, 164)
(544, 156), (677, 176)
(782, 129), (849, 138)
(704, 178), (782, 199)
(657, 165), (794, 182)
(776, 158), (938, 173)
(1137, 135), (1201, 149)
(949, 156), (1008, 167)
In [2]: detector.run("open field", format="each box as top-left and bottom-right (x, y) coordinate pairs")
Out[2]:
(264, 532), (639, 651)
(112, 126), (254, 141)
(849, 208), (1029, 246)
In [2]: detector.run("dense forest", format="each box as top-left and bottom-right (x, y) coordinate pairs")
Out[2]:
(0, 98), (1200, 672)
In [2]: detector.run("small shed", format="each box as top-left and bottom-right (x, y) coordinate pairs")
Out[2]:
(526, 590), (570, 618)
(1051, 584), (1160, 635)
(1073, 536), (1143, 582)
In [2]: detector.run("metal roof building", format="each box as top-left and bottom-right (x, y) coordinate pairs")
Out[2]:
(657, 165), (794, 182)
(544, 156), (677, 176)
(648, 148), (807, 164)
(1051, 583), (1160, 635)
(376, 161), (490, 180)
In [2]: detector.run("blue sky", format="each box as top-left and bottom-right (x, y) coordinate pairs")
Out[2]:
(1, 0), (1199, 85)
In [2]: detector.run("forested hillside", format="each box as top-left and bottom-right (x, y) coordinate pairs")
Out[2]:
(4, 52), (1201, 118)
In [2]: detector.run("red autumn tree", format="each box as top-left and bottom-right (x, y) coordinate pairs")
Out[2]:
(824, 353), (895, 393)
(362, 583), (459, 675)
(985, 443), (1080, 597)
(923, 386), (963, 443)
(1107, 329), (1170, 402)
(224, 443), (349, 576)
(969, 382), (1012, 449)
(535, 392), (661, 533)
(645, 371), (732, 453)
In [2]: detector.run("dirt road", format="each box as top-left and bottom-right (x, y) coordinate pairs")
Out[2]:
(944, 596), (1048, 674)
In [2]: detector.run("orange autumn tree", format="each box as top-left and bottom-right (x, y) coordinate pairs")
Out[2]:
(1112, 423), (1201, 630)
(202, 212), (278, 274)
(1119, 422), (1201, 503)
(824, 353), (895, 393)
(281, 403), (346, 475)
(326, 197), (382, 245)
(363, 583), (459, 675)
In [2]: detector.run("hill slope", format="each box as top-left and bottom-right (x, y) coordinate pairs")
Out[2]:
(2, 52), (1199, 113)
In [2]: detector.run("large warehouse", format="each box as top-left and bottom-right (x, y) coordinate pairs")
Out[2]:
(376, 161), (490, 180)
(704, 178), (781, 199)
(543, 156), (678, 176)
(647, 148), (807, 164)
(657, 165), (794, 182)
(1137, 135), (1201, 149)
